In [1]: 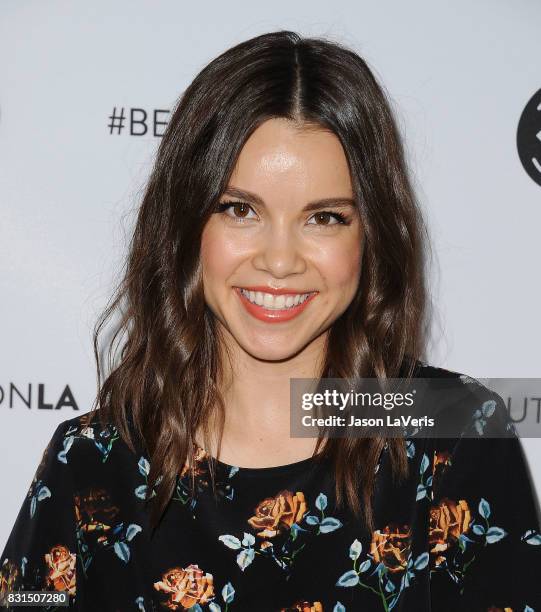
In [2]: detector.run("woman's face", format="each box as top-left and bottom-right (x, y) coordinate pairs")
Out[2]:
(201, 118), (364, 362)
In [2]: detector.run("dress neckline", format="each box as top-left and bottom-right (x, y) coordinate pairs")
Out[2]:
(193, 441), (326, 477)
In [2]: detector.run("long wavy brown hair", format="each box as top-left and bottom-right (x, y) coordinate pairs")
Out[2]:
(89, 30), (431, 537)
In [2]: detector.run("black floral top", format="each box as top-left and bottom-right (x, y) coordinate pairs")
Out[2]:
(1, 365), (540, 612)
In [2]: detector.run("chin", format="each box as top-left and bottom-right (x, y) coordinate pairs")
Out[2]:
(239, 337), (308, 362)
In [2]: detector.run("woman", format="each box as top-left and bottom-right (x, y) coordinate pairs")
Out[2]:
(1, 30), (540, 612)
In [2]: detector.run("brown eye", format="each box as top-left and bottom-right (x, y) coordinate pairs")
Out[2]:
(314, 212), (332, 225)
(308, 210), (349, 226)
(216, 201), (257, 222)
(233, 203), (250, 217)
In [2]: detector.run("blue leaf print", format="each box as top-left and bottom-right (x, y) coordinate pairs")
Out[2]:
(522, 529), (541, 545)
(114, 540), (130, 562)
(420, 453), (429, 474)
(135, 596), (146, 611)
(333, 603), (346, 612)
(416, 484), (427, 501)
(305, 514), (320, 525)
(112, 522), (125, 536)
(474, 419), (486, 436)
(485, 526), (507, 544)
(400, 572), (407, 590)
(413, 552), (429, 570)
(188, 605), (203, 612)
(478, 498), (491, 519)
(349, 538), (362, 560)
(472, 523), (485, 535)
(134, 485), (148, 500)
(126, 523), (142, 542)
(336, 569), (360, 587)
(138, 456), (150, 477)
(218, 534), (241, 550)
(236, 547), (255, 571)
(208, 604), (221, 612)
(36, 484), (51, 501)
(481, 399), (496, 418)
(222, 581), (235, 603)
(241, 532), (255, 547)
(374, 561), (386, 577)
(57, 435), (74, 464)
(315, 492), (328, 511)
(290, 522), (307, 539)
(402, 569), (410, 587)
(319, 517), (343, 533)
(358, 559), (371, 573)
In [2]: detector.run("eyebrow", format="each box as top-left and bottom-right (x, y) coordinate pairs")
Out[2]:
(222, 186), (356, 212)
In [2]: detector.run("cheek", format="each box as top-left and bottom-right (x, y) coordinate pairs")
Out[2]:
(200, 222), (246, 287)
(317, 240), (363, 292)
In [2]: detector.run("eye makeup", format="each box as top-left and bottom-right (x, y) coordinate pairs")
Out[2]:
(216, 200), (353, 226)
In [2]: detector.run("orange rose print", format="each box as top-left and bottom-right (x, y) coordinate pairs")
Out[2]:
(281, 601), (324, 611)
(74, 487), (120, 534)
(486, 608), (513, 612)
(429, 497), (471, 566)
(0, 559), (19, 603)
(179, 446), (208, 479)
(433, 450), (451, 472)
(369, 523), (411, 573)
(248, 490), (307, 538)
(154, 564), (214, 610)
(44, 544), (76, 596)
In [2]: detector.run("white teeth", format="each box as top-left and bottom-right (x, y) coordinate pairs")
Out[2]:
(239, 289), (313, 310)
(273, 294), (286, 309)
(263, 293), (274, 308)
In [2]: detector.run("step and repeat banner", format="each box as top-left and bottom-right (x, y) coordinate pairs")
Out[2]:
(1, 1), (540, 549)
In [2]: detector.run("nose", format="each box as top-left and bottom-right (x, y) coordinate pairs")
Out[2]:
(251, 222), (306, 278)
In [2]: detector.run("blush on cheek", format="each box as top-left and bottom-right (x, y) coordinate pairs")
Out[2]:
(201, 229), (233, 282)
(332, 256), (362, 303)
(333, 256), (362, 285)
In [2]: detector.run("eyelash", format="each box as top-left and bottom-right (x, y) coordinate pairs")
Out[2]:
(216, 200), (352, 226)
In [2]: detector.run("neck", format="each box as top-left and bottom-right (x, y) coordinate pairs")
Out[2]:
(196, 329), (328, 466)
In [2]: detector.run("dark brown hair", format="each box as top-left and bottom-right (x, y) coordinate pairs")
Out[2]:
(89, 30), (430, 537)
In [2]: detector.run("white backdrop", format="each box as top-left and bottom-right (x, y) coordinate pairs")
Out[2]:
(1, 0), (540, 550)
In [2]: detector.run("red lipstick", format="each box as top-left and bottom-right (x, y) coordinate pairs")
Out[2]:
(234, 287), (317, 323)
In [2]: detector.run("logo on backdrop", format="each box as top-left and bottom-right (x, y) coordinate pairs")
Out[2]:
(0, 383), (79, 411)
(517, 88), (541, 187)
(108, 107), (170, 137)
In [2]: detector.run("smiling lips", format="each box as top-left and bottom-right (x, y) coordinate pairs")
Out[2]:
(234, 286), (318, 322)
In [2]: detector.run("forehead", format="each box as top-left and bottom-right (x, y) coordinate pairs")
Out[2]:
(228, 118), (353, 200)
